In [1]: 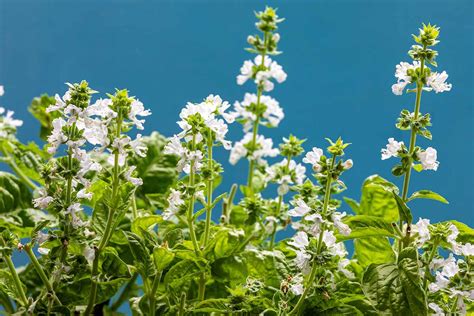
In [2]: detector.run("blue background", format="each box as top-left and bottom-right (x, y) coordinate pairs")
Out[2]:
(0, 0), (472, 310)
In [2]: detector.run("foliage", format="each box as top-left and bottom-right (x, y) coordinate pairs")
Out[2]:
(0, 8), (472, 316)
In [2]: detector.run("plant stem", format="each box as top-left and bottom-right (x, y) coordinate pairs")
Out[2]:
(187, 133), (201, 256)
(0, 291), (14, 314)
(84, 110), (123, 315)
(178, 292), (186, 316)
(422, 239), (439, 291)
(246, 31), (268, 192)
(111, 272), (138, 311)
(0, 238), (28, 307)
(269, 157), (292, 249)
(131, 195), (138, 220)
(399, 49), (426, 248)
(8, 159), (37, 190)
(202, 132), (214, 247)
(198, 273), (206, 300)
(24, 245), (62, 306)
(149, 271), (162, 316)
(222, 183), (237, 224)
(289, 154), (336, 315)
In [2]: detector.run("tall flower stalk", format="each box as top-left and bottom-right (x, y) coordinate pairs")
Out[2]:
(232, 7), (287, 194)
(384, 24), (451, 247)
(287, 138), (353, 315)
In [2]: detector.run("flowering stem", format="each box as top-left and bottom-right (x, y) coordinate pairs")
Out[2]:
(149, 271), (162, 316)
(246, 31), (268, 192)
(422, 239), (439, 291)
(269, 156), (292, 250)
(289, 154), (336, 315)
(202, 132), (214, 247)
(0, 238), (28, 307)
(187, 133), (201, 256)
(178, 292), (186, 316)
(399, 50), (426, 247)
(84, 110), (123, 315)
(24, 244), (62, 306)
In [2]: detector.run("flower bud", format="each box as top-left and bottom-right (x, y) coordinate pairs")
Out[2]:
(272, 33), (280, 43)
(247, 35), (256, 45)
(17, 242), (24, 251)
(343, 159), (353, 170)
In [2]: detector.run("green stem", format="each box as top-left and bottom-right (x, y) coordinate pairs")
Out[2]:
(289, 154), (336, 315)
(0, 291), (14, 314)
(422, 239), (439, 291)
(131, 195), (138, 220)
(223, 183), (237, 224)
(178, 292), (186, 316)
(84, 111), (123, 315)
(246, 32), (268, 192)
(269, 157), (292, 249)
(198, 273), (206, 301)
(187, 133), (201, 256)
(1, 238), (28, 307)
(149, 271), (162, 316)
(111, 272), (138, 311)
(24, 245), (61, 306)
(202, 133), (214, 247)
(399, 50), (426, 249)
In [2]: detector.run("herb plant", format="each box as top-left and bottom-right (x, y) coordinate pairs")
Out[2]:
(0, 7), (472, 316)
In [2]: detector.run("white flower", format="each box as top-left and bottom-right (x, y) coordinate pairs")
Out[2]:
(77, 189), (93, 200)
(129, 99), (151, 130)
(322, 230), (337, 249)
(47, 118), (67, 154)
(163, 188), (184, 221)
(427, 71), (452, 93)
(108, 137), (130, 167)
(303, 147), (323, 172)
(82, 119), (109, 147)
(332, 212), (351, 236)
(124, 166), (143, 186)
(236, 56), (287, 91)
(33, 189), (53, 209)
(87, 98), (116, 121)
(447, 224), (459, 248)
(413, 218), (431, 245)
(418, 147), (439, 171)
(130, 134), (147, 157)
(46, 93), (68, 113)
(429, 272), (450, 293)
(458, 243), (474, 256)
(231, 94), (284, 132)
(0, 85), (4, 96)
(288, 231), (309, 250)
(381, 138), (403, 160)
(36, 231), (49, 245)
(295, 250), (311, 274)
(342, 159), (353, 170)
(428, 302), (445, 316)
(391, 61), (419, 95)
(290, 283), (304, 296)
(0, 107), (23, 139)
(38, 247), (50, 255)
(338, 259), (355, 278)
(83, 246), (96, 265)
(266, 159), (306, 195)
(288, 199), (311, 217)
(66, 203), (85, 228)
(229, 133), (279, 165)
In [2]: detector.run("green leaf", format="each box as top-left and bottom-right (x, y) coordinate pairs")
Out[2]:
(0, 172), (33, 213)
(359, 175), (399, 222)
(164, 259), (202, 296)
(98, 248), (133, 285)
(392, 193), (413, 224)
(362, 247), (427, 316)
(351, 175), (399, 267)
(131, 132), (178, 210)
(338, 215), (396, 241)
(153, 246), (175, 271)
(438, 220), (474, 245)
(131, 215), (163, 237)
(193, 298), (230, 313)
(0, 208), (55, 238)
(125, 232), (156, 277)
(28, 94), (58, 141)
(407, 190), (448, 204)
(413, 164), (424, 172)
(343, 197), (360, 214)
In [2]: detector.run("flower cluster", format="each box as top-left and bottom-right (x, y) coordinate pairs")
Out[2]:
(391, 24), (451, 96)
(0, 86), (23, 140)
(286, 139), (354, 296)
